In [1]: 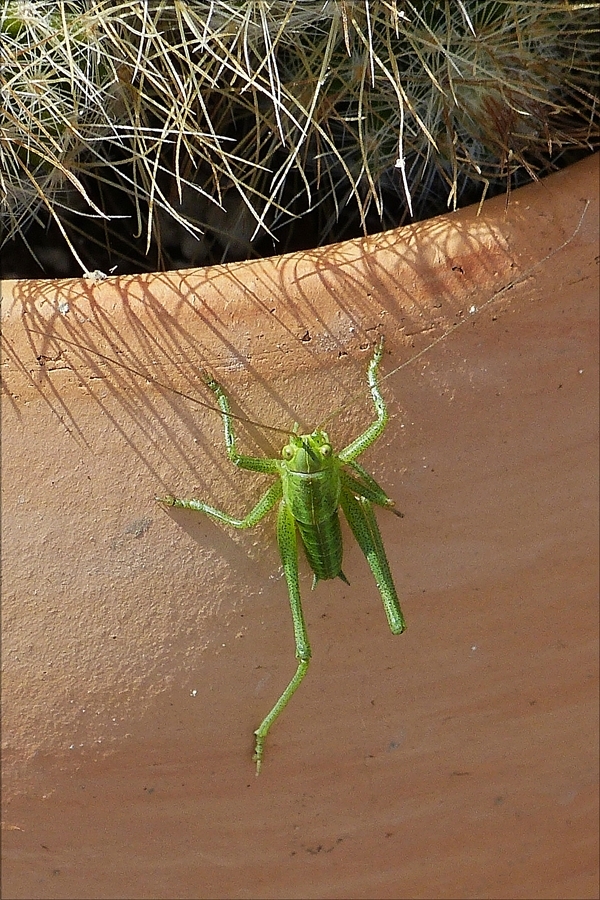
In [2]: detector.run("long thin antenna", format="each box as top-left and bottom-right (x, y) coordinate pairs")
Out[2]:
(318, 199), (590, 429)
(27, 330), (292, 436)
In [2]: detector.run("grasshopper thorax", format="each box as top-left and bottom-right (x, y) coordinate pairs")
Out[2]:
(281, 430), (333, 474)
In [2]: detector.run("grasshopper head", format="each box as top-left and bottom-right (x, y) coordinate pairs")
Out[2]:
(281, 429), (333, 474)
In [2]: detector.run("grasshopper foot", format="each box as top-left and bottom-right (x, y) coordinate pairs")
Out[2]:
(253, 732), (265, 776)
(155, 494), (176, 506)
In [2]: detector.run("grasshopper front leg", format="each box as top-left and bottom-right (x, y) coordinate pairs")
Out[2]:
(253, 500), (311, 774)
(338, 338), (406, 635)
(156, 374), (285, 521)
(339, 336), (388, 464)
(205, 374), (280, 475)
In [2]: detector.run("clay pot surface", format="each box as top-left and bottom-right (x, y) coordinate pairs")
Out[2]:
(2, 155), (598, 899)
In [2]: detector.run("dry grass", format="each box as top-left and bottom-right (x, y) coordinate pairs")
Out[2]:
(1, 1), (598, 273)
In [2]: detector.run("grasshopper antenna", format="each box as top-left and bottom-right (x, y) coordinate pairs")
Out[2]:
(318, 198), (590, 430)
(27, 330), (292, 437)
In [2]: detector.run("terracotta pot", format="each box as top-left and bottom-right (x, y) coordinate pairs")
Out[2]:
(2, 154), (598, 898)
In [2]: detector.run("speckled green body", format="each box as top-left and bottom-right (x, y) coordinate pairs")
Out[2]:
(296, 507), (345, 583)
(157, 338), (406, 773)
(279, 434), (346, 584)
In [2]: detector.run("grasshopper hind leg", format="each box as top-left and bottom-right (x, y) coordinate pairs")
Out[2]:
(253, 500), (312, 774)
(253, 659), (309, 774)
(339, 488), (406, 636)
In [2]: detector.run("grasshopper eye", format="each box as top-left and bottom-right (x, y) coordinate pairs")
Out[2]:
(320, 444), (332, 458)
(282, 445), (294, 461)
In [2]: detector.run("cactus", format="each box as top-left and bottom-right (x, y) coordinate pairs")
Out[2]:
(1, 1), (598, 275)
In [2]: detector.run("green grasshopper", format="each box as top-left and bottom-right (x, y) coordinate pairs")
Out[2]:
(157, 337), (405, 773)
